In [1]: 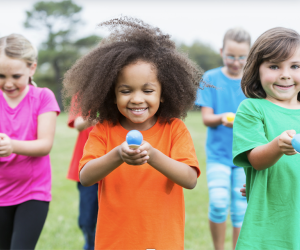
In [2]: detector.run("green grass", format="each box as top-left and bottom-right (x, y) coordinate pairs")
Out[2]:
(36, 111), (234, 250)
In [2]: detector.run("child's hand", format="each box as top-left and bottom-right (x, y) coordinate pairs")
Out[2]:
(118, 141), (150, 165)
(278, 130), (297, 155)
(240, 184), (246, 197)
(221, 112), (235, 128)
(0, 133), (13, 157)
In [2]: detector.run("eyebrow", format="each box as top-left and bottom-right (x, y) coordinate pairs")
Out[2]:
(117, 82), (156, 89)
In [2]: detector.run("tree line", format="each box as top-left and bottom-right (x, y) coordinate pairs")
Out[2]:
(24, 0), (222, 110)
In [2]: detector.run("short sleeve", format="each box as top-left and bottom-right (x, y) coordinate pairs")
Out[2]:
(195, 75), (213, 108)
(78, 123), (107, 173)
(233, 100), (269, 168)
(170, 121), (200, 177)
(38, 88), (60, 115)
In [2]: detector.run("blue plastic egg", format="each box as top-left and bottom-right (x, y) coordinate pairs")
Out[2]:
(291, 134), (300, 153)
(126, 130), (143, 149)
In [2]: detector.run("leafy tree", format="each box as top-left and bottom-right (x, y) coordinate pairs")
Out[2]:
(24, 0), (101, 109)
(179, 41), (223, 72)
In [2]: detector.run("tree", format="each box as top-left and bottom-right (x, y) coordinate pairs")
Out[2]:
(24, 0), (101, 109)
(179, 41), (223, 72)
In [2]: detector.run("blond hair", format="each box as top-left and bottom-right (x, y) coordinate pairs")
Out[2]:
(223, 27), (251, 48)
(0, 34), (37, 66)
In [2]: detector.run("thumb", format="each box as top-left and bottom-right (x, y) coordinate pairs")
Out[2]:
(287, 130), (296, 138)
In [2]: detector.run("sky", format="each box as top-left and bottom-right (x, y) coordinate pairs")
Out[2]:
(0, 0), (300, 52)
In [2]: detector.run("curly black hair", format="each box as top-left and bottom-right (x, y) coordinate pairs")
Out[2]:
(63, 16), (203, 124)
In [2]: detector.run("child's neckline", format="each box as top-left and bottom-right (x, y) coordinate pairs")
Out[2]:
(1, 85), (31, 110)
(116, 117), (163, 139)
(263, 98), (300, 111)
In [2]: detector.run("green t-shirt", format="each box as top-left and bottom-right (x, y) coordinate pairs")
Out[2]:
(233, 98), (300, 250)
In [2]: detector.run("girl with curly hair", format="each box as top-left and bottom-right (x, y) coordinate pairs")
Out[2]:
(63, 16), (203, 250)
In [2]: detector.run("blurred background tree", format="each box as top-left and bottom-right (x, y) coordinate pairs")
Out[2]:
(179, 41), (223, 72)
(23, 0), (222, 110)
(24, 0), (102, 110)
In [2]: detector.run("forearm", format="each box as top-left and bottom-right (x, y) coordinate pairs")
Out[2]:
(247, 137), (283, 170)
(11, 139), (54, 157)
(80, 146), (124, 186)
(202, 113), (223, 127)
(147, 148), (197, 189)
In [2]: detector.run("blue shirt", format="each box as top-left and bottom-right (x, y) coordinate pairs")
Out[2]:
(195, 67), (246, 167)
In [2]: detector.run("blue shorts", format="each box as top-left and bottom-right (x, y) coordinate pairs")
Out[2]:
(206, 162), (247, 228)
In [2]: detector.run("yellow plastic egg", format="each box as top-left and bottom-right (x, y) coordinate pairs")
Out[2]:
(226, 114), (235, 122)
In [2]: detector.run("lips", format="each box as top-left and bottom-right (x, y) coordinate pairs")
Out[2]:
(4, 89), (17, 93)
(128, 108), (148, 116)
(274, 84), (294, 90)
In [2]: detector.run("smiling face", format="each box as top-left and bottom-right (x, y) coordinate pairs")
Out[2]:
(220, 40), (250, 79)
(115, 61), (162, 131)
(259, 47), (300, 108)
(0, 54), (36, 101)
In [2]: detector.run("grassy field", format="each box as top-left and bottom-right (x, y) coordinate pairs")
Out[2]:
(36, 111), (234, 250)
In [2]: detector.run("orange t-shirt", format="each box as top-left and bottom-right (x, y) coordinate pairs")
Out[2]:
(79, 118), (200, 250)
(67, 112), (93, 182)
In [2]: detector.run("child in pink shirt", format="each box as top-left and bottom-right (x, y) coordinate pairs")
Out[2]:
(0, 34), (60, 250)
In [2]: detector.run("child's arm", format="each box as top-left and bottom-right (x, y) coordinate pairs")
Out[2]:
(0, 112), (57, 157)
(80, 141), (197, 189)
(247, 130), (296, 170)
(120, 141), (197, 189)
(201, 107), (234, 128)
(143, 143), (198, 189)
(74, 117), (95, 131)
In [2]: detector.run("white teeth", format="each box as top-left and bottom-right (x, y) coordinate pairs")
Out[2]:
(131, 108), (146, 111)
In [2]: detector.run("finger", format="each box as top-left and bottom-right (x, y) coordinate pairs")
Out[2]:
(122, 148), (141, 156)
(243, 184), (246, 187)
(123, 152), (148, 161)
(0, 151), (8, 157)
(287, 130), (296, 138)
(125, 156), (149, 166)
(285, 150), (298, 155)
(280, 141), (295, 148)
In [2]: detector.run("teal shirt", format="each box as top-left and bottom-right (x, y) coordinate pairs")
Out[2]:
(233, 98), (300, 250)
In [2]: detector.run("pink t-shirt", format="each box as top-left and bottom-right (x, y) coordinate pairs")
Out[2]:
(0, 85), (60, 206)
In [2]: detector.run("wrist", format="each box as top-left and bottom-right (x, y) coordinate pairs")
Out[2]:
(10, 139), (15, 154)
(274, 136), (284, 156)
(115, 145), (123, 162)
(147, 147), (157, 165)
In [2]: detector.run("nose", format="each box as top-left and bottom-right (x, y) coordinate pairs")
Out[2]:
(232, 60), (240, 67)
(130, 91), (144, 104)
(280, 68), (291, 80)
(3, 80), (13, 88)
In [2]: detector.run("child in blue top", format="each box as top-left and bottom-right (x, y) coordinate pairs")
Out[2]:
(195, 28), (251, 250)
(233, 27), (300, 250)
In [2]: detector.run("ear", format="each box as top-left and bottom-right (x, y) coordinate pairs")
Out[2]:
(160, 96), (164, 103)
(29, 62), (37, 77)
(219, 48), (223, 57)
